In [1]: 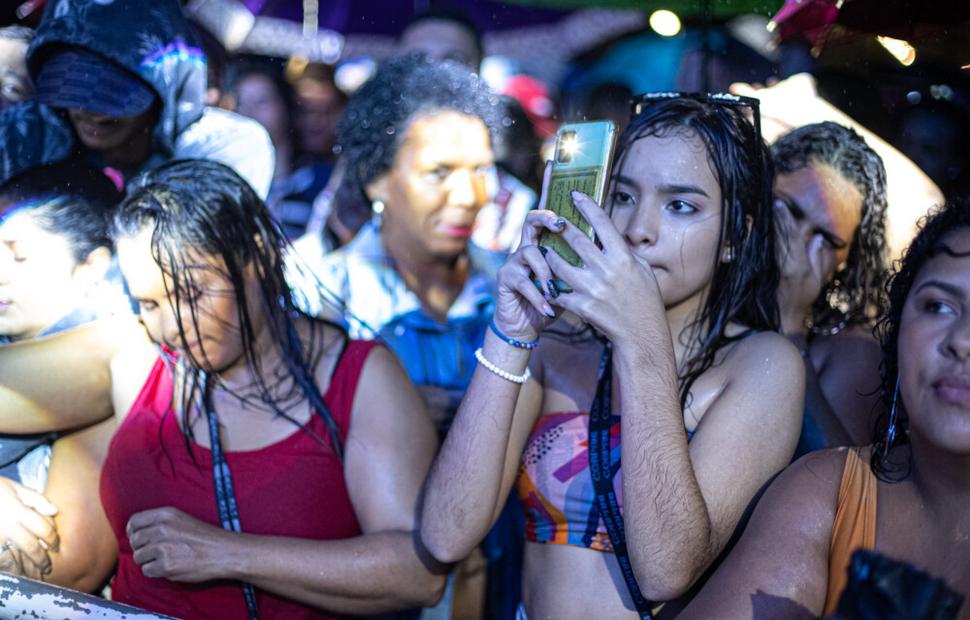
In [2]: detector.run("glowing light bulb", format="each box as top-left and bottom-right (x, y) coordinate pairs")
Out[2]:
(649, 10), (682, 37)
(877, 36), (916, 66)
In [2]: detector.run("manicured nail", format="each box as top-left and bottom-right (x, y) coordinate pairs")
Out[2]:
(544, 305), (556, 318)
(571, 190), (583, 203)
(533, 279), (546, 296)
(538, 246), (548, 256)
(547, 280), (559, 299)
(554, 217), (567, 230)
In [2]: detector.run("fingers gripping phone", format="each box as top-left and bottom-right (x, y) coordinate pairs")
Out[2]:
(538, 121), (617, 291)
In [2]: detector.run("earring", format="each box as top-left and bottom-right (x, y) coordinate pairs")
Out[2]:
(371, 198), (385, 229)
(721, 247), (735, 263)
(883, 375), (901, 456)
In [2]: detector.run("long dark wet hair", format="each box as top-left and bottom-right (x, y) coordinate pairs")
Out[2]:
(610, 97), (778, 409)
(113, 159), (347, 459)
(871, 200), (970, 481)
(772, 122), (888, 332)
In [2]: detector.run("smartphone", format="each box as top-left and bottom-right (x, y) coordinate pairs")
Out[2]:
(538, 120), (617, 290)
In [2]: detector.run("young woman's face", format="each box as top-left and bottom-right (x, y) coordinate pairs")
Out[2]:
(117, 226), (250, 372)
(607, 131), (724, 310)
(371, 110), (493, 261)
(774, 163), (863, 295)
(234, 74), (289, 149)
(0, 210), (88, 340)
(898, 226), (970, 453)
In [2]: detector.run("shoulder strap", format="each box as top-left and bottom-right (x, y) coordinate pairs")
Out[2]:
(823, 447), (878, 615)
(588, 343), (654, 619)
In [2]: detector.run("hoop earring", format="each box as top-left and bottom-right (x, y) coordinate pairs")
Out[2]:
(883, 375), (901, 457)
(371, 198), (385, 229)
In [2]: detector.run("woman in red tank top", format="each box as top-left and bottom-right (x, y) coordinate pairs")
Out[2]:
(99, 159), (443, 619)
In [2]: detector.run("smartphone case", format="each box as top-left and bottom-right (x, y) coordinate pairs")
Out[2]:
(539, 120), (617, 269)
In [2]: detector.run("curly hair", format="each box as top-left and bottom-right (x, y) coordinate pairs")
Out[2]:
(334, 54), (501, 213)
(615, 96), (778, 409)
(772, 122), (888, 332)
(871, 199), (970, 481)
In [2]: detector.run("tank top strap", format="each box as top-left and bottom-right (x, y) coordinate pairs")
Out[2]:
(321, 339), (380, 442)
(823, 446), (878, 615)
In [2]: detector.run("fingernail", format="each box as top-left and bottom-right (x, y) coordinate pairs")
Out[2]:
(547, 280), (559, 299)
(544, 305), (556, 318)
(538, 246), (548, 256)
(554, 218), (566, 230)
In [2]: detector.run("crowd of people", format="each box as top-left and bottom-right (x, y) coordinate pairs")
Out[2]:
(0, 1), (968, 619)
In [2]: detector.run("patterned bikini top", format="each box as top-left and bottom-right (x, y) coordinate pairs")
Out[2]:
(516, 412), (694, 553)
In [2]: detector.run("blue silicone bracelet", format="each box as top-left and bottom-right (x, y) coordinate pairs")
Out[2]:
(489, 318), (540, 349)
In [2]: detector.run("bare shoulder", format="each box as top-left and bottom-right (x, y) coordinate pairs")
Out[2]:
(109, 343), (159, 422)
(725, 329), (804, 383)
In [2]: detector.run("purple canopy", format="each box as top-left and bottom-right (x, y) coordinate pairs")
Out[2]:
(240, 0), (572, 36)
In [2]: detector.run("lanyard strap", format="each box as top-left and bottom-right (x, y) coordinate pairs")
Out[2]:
(202, 374), (261, 620)
(588, 343), (654, 619)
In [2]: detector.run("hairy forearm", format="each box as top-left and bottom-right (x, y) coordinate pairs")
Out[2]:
(224, 529), (444, 613)
(420, 332), (530, 563)
(614, 336), (713, 600)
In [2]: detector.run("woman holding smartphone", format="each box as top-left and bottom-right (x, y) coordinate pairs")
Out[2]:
(420, 94), (806, 618)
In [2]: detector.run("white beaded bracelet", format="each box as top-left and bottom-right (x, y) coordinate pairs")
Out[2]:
(474, 347), (531, 384)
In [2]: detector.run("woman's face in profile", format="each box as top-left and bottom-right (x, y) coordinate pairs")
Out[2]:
(605, 130), (723, 310)
(117, 226), (249, 373)
(371, 110), (493, 261)
(898, 226), (970, 453)
(0, 209), (85, 341)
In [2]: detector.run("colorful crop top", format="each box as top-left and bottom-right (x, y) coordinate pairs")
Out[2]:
(517, 412), (693, 553)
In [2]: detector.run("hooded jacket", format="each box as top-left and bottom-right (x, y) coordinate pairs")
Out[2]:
(0, 0), (273, 197)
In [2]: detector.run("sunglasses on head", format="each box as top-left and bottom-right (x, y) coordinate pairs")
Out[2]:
(630, 91), (764, 156)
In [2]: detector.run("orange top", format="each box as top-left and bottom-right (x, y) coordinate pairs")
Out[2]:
(824, 447), (878, 615)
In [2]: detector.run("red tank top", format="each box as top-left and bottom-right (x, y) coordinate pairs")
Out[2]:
(99, 340), (377, 619)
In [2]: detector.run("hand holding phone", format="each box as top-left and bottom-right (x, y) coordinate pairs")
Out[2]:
(538, 121), (617, 291)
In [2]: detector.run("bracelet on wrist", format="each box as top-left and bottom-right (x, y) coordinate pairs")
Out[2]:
(488, 318), (539, 350)
(475, 348), (531, 384)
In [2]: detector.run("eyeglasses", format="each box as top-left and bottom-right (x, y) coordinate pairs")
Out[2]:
(630, 91), (764, 160)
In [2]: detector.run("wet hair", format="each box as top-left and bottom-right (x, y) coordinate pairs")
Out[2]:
(401, 7), (484, 63)
(871, 199), (970, 481)
(0, 160), (121, 261)
(615, 97), (778, 409)
(113, 159), (347, 458)
(335, 53), (500, 213)
(772, 122), (888, 331)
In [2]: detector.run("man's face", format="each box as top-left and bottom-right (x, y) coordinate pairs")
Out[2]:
(0, 38), (33, 109)
(400, 19), (482, 70)
(67, 107), (156, 152)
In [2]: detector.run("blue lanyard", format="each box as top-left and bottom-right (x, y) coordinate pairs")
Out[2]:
(202, 374), (261, 620)
(588, 343), (654, 619)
